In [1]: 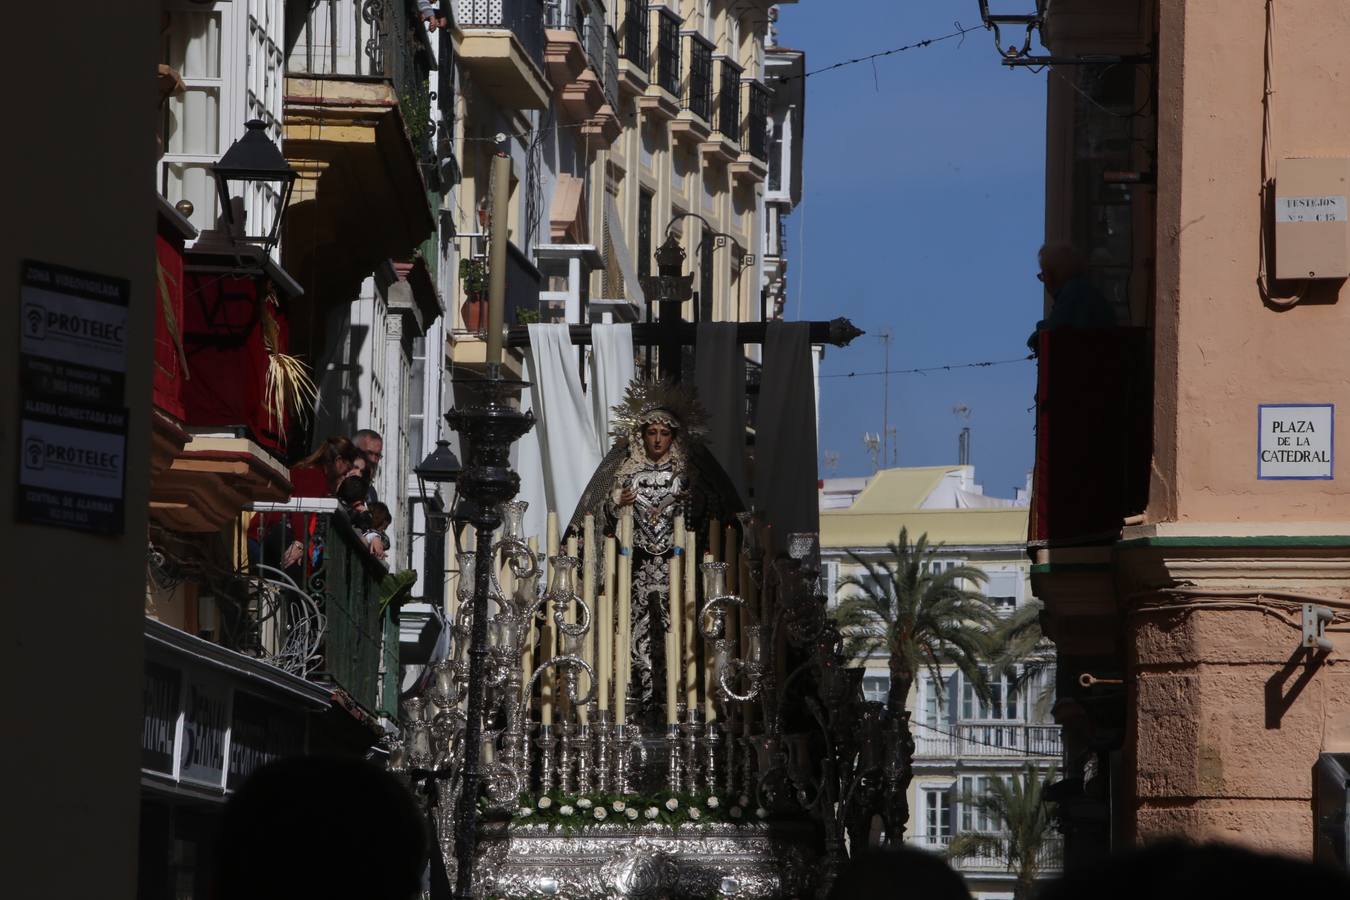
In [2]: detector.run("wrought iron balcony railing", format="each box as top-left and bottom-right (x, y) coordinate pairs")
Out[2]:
(653, 6), (681, 95)
(715, 56), (742, 139)
(682, 32), (714, 121)
(603, 24), (619, 108)
(620, 0), (649, 69)
(913, 723), (1063, 759)
(455, 0), (548, 75)
(744, 78), (770, 160)
(914, 833), (1065, 872)
(242, 498), (407, 716)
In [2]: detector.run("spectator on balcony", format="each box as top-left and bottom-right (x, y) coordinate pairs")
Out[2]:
(1026, 244), (1121, 353)
(262, 436), (362, 570)
(364, 501), (393, 561)
(337, 475), (372, 518)
(418, 1), (448, 32)
(354, 428), (384, 502)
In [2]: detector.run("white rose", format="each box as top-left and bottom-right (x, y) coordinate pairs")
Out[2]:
(706, 796), (720, 809)
(644, 807), (659, 820)
(593, 807), (607, 820)
(577, 797), (593, 809)
(730, 807), (743, 819)
(738, 795), (750, 808)
(517, 807), (532, 817)
(664, 797), (679, 811)
(755, 807), (768, 819)
(537, 796), (552, 809)
(689, 807), (701, 820)
(611, 800), (626, 812)
(559, 805), (574, 816)
(625, 807), (640, 821)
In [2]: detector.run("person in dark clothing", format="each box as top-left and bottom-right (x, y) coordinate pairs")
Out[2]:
(213, 757), (428, 900)
(1027, 244), (1121, 352)
(828, 847), (972, 900)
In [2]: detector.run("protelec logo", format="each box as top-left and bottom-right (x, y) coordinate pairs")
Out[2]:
(23, 304), (45, 339)
(24, 438), (45, 470)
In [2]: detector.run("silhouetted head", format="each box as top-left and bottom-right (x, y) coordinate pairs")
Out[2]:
(829, 847), (972, 900)
(214, 756), (427, 900)
(1037, 243), (1087, 295)
(1039, 840), (1350, 900)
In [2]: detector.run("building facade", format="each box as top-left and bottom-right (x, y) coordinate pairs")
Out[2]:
(821, 466), (1061, 898)
(1027, 0), (1350, 867)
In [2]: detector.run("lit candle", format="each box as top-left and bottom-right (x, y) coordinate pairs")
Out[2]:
(615, 508), (633, 725)
(684, 524), (698, 711)
(667, 516), (684, 725)
(600, 533), (615, 713)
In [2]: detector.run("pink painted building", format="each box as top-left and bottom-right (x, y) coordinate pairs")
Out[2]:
(1025, 0), (1350, 869)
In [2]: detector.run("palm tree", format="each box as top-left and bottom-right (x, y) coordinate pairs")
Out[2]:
(987, 596), (1056, 721)
(947, 764), (1059, 900)
(833, 527), (998, 845)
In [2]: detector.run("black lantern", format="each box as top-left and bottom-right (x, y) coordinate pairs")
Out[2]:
(415, 439), (462, 533)
(639, 234), (695, 307)
(211, 119), (297, 251)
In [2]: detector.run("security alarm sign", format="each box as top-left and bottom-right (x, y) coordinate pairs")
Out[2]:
(16, 396), (128, 534)
(1258, 404), (1334, 480)
(18, 259), (129, 407)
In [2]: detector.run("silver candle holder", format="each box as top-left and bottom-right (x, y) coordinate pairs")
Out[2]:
(682, 706), (703, 792)
(593, 709), (613, 794)
(536, 723), (557, 794)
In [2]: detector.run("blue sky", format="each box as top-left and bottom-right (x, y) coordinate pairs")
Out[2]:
(776, 2), (1047, 499)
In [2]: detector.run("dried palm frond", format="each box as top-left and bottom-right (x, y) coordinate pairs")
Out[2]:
(261, 291), (317, 441)
(156, 260), (189, 380)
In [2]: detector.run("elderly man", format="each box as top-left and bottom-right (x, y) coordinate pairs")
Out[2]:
(353, 428), (383, 502)
(1027, 244), (1121, 352)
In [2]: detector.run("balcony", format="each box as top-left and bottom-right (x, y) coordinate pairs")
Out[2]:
(730, 79), (771, 185)
(914, 832), (1065, 873)
(637, 6), (681, 121)
(244, 499), (411, 717)
(284, 0), (437, 318)
(452, 241), (540, 377)
(671, 31), (713, 145)
(1029, 328), (1151, 545)
(914, 723), (1063, 760)
(700, 56), (742, 165)
(617, 0), (649, 95)
(454, 0), (551, 110)
(152, 197), (195, 483)
(546, 0), (621, 142)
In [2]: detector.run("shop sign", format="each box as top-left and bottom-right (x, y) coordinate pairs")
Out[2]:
(227, 692), (307, 790)
(142, 661), (182, 776)
(1258, 404), (1334, 480)
(179, 672), (231, 788)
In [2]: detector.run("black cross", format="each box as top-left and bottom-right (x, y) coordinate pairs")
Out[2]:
(504, 234), (863, 382)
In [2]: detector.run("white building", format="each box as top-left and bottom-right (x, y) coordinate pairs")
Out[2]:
(821, 465), (1062, 898)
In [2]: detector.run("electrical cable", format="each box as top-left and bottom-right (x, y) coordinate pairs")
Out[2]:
(818, 355), (1034, 379)
(772, 21), (982, 84)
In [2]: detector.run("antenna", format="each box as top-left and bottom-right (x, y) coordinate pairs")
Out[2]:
(862, 432), (881, 473)
(879, 328), (893, 467)
(952, 405), (972, 466)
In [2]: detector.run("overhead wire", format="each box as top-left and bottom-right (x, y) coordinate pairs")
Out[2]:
(772, 21), (982, 84)
(818, 355), (1034, 379)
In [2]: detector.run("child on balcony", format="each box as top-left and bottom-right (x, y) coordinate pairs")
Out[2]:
(364, 501), (392, 561)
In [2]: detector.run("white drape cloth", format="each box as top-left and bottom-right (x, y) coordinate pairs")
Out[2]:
(513, 376), (549, 542)
(590, 323), (635, 453)
(525, 324), (604, 529)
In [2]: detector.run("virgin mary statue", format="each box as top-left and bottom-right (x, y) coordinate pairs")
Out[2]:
(567, 379), (743, 726)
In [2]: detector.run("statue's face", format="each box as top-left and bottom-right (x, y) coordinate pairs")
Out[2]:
(641, 422), (674, 461)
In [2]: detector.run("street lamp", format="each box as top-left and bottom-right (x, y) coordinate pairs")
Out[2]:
(212, 119), (297, 251)
(414, 439), (462, 531)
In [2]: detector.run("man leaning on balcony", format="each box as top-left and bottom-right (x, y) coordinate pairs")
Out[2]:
(1026, 244), (1120, 354)
(418, 1), (448, 31)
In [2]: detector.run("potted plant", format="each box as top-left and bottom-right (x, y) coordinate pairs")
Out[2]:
(459, 258), (489, 332)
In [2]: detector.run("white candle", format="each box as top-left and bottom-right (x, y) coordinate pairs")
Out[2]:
(600, 534), (616, 713)
(667, 516), (684, 725)
(684, 524), (698, 712)
(615, 509), (633, 725)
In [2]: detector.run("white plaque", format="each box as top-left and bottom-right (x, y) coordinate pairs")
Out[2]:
(1275, 195), (1348, 223)
(1258, 404), (1334, 479)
